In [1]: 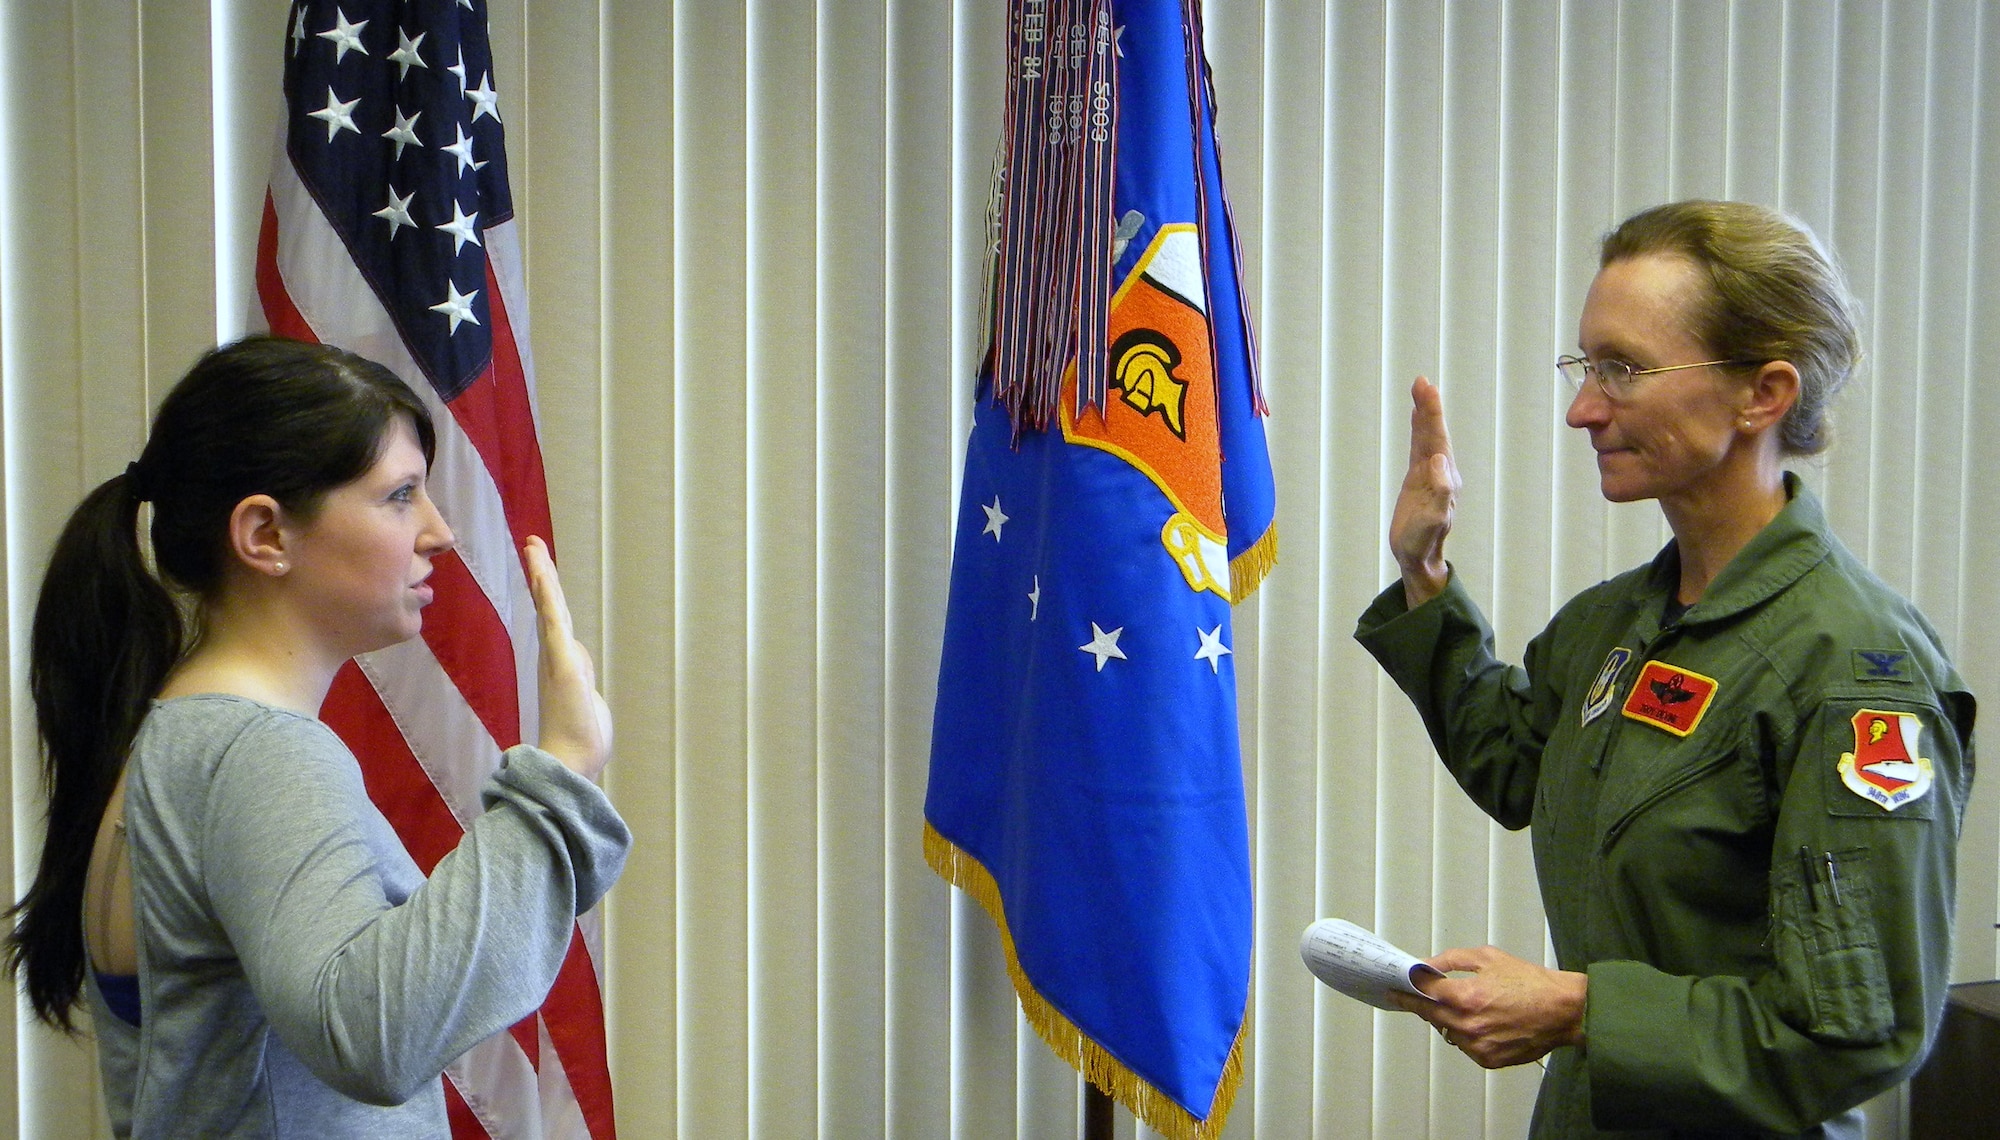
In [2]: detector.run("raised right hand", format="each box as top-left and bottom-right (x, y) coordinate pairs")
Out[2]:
(1388, 376), (1460, 607)
(523, 536), (612, 780)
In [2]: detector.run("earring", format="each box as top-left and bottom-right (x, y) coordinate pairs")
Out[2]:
(273, 561), (287, 574)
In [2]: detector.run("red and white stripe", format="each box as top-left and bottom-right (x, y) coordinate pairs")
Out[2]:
(253, 144), (615, 1140)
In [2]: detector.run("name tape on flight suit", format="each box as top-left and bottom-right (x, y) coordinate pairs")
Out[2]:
(1620, 660), (1719, 737)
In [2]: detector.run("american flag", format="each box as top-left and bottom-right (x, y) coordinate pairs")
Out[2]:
(251, 3), (615, 1136)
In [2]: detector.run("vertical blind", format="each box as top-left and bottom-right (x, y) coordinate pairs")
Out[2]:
(0, 2), (1993, 1137)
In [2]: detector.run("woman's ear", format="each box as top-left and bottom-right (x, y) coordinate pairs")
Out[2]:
(228, 495), (293, 577)
(1741, 360), (1801, 433)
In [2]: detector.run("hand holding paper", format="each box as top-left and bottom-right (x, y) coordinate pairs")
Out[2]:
(1300, 921), (1586, 1069)
(1390, 944), (1589, 1069)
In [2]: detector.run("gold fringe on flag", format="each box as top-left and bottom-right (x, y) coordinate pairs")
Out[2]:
(1227, 523), (1278, 605)
(924, 822), (1248, 1140)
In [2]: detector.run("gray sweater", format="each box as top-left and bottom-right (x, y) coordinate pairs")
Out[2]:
(86, 695), (630, 1138)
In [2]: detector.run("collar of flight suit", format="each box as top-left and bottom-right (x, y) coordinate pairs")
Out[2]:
(1640, 471), (1833, 628)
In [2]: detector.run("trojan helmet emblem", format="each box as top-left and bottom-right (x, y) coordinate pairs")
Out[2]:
(1110, 328), (1188, 439)
(1060, 225), (1228, 591)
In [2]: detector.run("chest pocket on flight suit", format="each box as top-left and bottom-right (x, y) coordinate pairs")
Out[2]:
(1770, 844), (1894, 1045)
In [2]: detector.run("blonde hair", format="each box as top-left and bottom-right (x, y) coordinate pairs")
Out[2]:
(1602, 200), (1860, 456)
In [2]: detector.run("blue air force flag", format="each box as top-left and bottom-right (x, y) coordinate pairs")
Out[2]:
(924, 2), (1273, 1136)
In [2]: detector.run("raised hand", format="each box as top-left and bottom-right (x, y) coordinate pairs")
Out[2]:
(522, 536), (612, 779)
(1391, 944), (1587, 1069)
(1388, 376), (1461, 607)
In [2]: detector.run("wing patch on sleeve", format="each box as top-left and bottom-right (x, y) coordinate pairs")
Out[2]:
(1837, 709), (1934, 811)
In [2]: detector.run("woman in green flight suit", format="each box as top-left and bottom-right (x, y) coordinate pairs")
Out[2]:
(1356, 200), (1974, 1138)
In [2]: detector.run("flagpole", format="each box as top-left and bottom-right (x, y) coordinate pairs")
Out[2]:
(1083, 1081), (1113, 1140)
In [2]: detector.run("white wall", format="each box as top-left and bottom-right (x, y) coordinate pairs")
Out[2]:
(0, 2), (1993, 1137)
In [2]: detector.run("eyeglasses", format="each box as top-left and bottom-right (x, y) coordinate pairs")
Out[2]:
(1556, 355), (1760, 399)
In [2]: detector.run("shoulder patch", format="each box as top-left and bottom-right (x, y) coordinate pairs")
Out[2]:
(1620, 660), (1718, 737)
(1838, 709), (1934, 810)
(1851, 649), (1910, 681)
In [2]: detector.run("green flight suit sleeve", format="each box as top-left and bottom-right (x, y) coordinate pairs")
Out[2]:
(1585, 689), (1974, 1132)
(1354, 573), (1564, 830)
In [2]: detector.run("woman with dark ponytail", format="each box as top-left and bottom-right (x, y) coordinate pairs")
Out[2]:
(7, 336), (629, 1136)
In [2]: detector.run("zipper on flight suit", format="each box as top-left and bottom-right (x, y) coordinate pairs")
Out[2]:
(1583, 608), (1677, 774)
(1592, 611), (1773, 853)
(1596, 746), (1742, 854)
